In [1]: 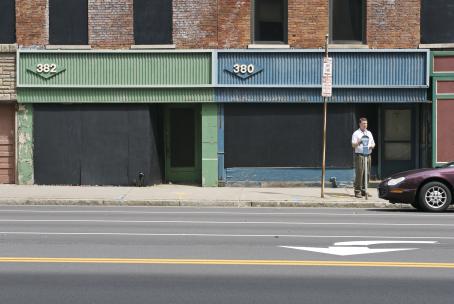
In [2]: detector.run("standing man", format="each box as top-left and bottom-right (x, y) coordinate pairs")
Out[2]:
(352, 118), (375, 198)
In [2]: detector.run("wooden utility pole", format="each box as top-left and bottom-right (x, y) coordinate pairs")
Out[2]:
(321, 34), (330, 198)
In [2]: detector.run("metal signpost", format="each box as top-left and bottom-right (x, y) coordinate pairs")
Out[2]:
(361, 135), (370, 200)
(321, 34), (331, 198)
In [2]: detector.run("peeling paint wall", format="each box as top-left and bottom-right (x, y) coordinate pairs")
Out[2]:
(17, 104), (34, 185)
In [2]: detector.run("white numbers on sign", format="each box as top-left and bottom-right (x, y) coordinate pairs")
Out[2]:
(233, 64), (255, 74)
(36, 64), (57, 73)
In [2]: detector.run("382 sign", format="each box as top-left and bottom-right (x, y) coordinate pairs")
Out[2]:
(36, 63), (58, 74)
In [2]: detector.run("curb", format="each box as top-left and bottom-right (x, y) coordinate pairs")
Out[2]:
(0, 199), (401, 209)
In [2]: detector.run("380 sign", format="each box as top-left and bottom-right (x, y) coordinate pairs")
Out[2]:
(233, 64), (255, 75)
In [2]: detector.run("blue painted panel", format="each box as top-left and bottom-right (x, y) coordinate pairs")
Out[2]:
(218, 52), (427, 86)
(225, 167), (355, 183)
(216, 88), (428, 103)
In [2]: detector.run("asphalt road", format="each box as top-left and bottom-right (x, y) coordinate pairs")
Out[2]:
(0, 205), (454, 304)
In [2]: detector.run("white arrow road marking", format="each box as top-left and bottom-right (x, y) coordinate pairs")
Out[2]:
(280, 240), (438, 256)
(280, 246), (417, 256)
(334, 240), (438, 246)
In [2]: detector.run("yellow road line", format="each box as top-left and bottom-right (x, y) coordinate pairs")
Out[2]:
(0, 258), (454, 268)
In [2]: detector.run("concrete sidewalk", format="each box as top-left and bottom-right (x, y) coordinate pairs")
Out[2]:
(0, 184), (399, 208)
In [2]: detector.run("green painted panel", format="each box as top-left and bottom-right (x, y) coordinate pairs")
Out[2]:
(19, 52), (211, 86)
(18, 88), (214, 103)
(201, 104), (218, 187)
(17, 104), (34, 185)
(202, 159), (218, 188)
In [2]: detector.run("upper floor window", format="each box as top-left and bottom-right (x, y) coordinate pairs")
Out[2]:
(421, 0), (454, 44)
(134, 0), (173, 45)
(330, 0), (365, 44)
(49, 0), (88, 45)
(253, 0), (287, 44)
(0, 0), (15, 44)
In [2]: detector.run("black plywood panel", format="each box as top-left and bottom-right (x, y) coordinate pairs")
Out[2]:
(34, 105), (82, 185)
(34, 104), (163, 186)
(422, 0), (454, 44)
(224, 104), (354, 168)
(0, 0), (15, 43)
(134, 0), (172, 44)
(81, 105), (129, 185)
(128, 105), (163, 185)
(326, 104), (355, 168)
(149, 105), (165, 184)
(49, 0), (88, 45)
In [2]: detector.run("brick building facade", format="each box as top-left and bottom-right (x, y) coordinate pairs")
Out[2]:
(13, 0), (421, 49)
(4, 0), (453, 186)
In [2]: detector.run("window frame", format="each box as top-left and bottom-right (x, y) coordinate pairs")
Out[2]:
(48, 0), (89, 45)
(252, 0), (288, 44)
(0, 0), (16, 44)
(329, 0), (366, 44)
(133, 0), (173, 45)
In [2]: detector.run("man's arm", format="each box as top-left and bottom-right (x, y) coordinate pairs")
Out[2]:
(369, 132), (376, 149)
(352, 133), (360, 148)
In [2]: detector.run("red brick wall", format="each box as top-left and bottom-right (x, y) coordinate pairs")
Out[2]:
(14, 0), (421, 49)
(88, 0), (133, 48)
(16, 0), (48, 46)
(173, 0), (218, 48)
(288, 0), (328, 48)
(367, 0), (420, 49)
(218, 0), (251, 48)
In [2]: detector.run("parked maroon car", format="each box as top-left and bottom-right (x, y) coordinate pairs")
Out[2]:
(378, 162), (454, 212)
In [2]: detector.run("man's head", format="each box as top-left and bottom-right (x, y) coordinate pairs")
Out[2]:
(359, 118), (368, 131)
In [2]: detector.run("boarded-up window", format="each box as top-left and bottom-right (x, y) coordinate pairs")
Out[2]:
(331, 0), (365, 43)
(254, 0), (287, 43)
(0, 0), (15, 43)
(421, 0), (454, 44)
(134, 0), (172, 44)
(224, 104), (354, 168)
(49, 0), (88, 45)
(34, 104), (163, 186)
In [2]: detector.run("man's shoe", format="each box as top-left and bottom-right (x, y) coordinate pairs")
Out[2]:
(361, 191), (372, 197)
(354, 192), (362, 198)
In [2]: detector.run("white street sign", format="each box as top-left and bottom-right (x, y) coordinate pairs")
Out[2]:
(280, 240), (438, 256)
(322, 57), (333, 97)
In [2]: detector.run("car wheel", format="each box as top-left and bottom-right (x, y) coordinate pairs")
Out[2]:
(418, 181), (452, 212)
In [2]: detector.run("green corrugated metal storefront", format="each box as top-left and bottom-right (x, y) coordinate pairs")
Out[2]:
(17, 50), (218, 187)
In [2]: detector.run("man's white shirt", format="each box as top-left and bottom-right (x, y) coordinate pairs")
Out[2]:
(352, 128), (375, 154)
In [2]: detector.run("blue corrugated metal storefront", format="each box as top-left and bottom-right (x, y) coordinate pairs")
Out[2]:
(215, 49), (430, 185)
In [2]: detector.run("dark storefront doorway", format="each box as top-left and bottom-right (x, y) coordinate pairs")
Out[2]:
(0, 104), (15, 184)
(164, 105), (201, 184)
(380, 105), (418, 178)
(355, 104), (418, 179)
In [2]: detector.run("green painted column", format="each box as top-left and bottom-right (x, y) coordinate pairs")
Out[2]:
(201, 104), (218, 187)
(17, 104), (34, 185)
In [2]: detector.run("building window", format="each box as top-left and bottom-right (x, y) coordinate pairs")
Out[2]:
(330, 0), (365, 44)
(49, 0), (88, 45)
(253, 0), (287, 44)
(134, 0), (173, 45)
(421, 0), (454, 44)
(0, 0), (15, 44)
